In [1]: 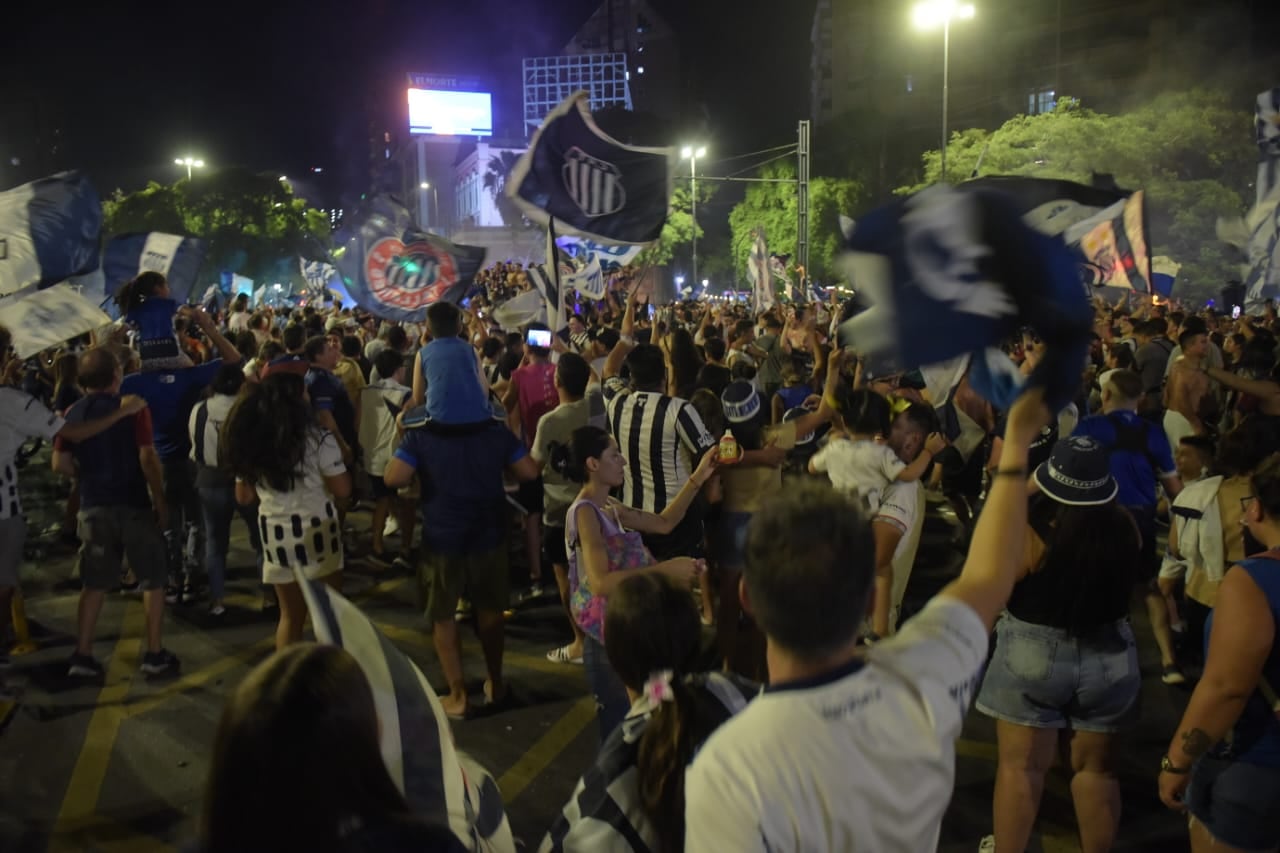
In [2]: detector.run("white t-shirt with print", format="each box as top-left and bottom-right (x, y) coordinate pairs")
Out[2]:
(874, 480), (926, 633)
(685, 597), (989, 853)
(0, 387), (65, 519)
(252, 428), (346, 520)
(810, 437), (905, 511)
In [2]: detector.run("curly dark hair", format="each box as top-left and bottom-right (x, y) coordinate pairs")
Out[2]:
(222, 372), (315, 492)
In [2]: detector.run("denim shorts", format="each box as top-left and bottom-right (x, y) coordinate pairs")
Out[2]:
(1187, 755), (1280, 850)
(975, 612), (1140, 733)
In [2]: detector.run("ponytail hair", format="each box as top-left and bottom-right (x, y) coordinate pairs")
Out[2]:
(548, 425), (611, 483)
(605, 573), (725, 852)
(842, 388), (892, 437)
(114, 270), (168, 313)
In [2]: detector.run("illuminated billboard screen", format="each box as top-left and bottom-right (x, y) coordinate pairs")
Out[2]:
(408, 88), (493, 136)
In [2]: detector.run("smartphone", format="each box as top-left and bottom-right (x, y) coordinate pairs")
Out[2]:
(526, 329), (553, 348)
(1232, 305), (1242, 319)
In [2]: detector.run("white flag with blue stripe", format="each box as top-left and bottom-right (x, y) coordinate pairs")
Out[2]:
(0, 284), (112, 358)
(563, 257), (605, 300)
(103, 232), (207, 306)
(0, 172), (102, 299)
(295, 574), (515, 852)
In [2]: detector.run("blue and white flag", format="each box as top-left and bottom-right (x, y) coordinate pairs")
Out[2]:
(747, 229), (774, 313)
(839, 184), (1091, 412)
(564, 257), (605, 300)
(557, 237), (644, 270)
(333, 196), (486, 322)
(1151, 256), (1181, 298)
(0, 171), (102, 299)
(295, 574), (515, 853)
(963, 176), (1150, 293)
(0, 284), (112, 358)
(508, 92), (673, 245)
(1258, 87), (1280, 206)
(1244, 182), (1280, 308)
(103, 232), (207, 305)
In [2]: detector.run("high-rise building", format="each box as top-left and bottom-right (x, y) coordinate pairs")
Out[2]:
(522, 54), (633, 137)
(562, 0), (681, 118)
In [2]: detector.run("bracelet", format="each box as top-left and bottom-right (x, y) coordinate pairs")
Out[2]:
(993, 468), (1028, 477)
(619, 334), (636, 346)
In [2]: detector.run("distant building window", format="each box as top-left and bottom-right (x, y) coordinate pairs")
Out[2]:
(1028, 88), (1056, 115)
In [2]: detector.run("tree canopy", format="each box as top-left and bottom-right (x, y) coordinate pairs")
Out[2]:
(727, 162), (867, 289)
(896, 90), (1257, 301)
(102, 168), (333, 289)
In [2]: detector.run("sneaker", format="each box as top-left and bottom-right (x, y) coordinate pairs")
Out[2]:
(140, 649), (180, 676)
(68, 653), (105, 678)
(164, 585), (182, 605)
(392, 555), (414, 574)
(978, 836), (995, 853)
(365, 550), (394, 569)
(209, 604), (226, 617)
(1161, 663), (1187, 685)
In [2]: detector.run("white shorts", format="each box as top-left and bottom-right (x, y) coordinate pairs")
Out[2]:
(258, 508), (344, 585)
(1163, 410), (1196, 452)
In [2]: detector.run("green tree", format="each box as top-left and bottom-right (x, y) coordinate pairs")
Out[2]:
(102, 168), (332, 289)
(728, 162), (867, 288)
(635, 183), (716, 268)
(896, 91), (1256, 301)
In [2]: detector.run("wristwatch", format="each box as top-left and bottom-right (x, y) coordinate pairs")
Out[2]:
(1160, 755), (1191, 774)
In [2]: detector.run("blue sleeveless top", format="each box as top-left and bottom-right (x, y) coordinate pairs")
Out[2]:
(1204, 550), (1280, 767)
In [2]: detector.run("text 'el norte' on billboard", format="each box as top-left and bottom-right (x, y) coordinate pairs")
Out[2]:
(406, 72), (492, 138)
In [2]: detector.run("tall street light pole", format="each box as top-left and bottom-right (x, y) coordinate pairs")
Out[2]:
(681, 145), (706, 286)
(913, 0), (974, 182)
(174, 156), (205, 180)
(420, 182), (439, 232)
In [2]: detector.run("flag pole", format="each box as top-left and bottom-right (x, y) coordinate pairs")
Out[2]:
(546, 217), (563, 333)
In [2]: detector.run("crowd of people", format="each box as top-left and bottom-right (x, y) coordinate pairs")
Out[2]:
(2, 263), (1280, 852)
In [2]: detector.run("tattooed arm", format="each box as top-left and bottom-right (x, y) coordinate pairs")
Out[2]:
(1159, 564), (1276, 810)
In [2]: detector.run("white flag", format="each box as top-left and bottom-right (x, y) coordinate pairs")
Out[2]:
(0, 284), (112, 358)
(564, 257), (606, 300)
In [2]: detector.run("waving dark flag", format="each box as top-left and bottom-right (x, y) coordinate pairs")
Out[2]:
(103, 232), (208, 306)
(962, 175), (1151, 293)
(333, 196), (486, 322)
(507, 92), (673, 245)
(839, 184), (1092, 412)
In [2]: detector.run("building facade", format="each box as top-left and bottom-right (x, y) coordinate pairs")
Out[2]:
(522, 53), (633, 136)
(453, 141), (529, 229)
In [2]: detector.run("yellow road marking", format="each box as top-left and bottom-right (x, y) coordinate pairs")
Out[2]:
(50, 816), (176, 853)
(496, 696), (597, 803)
(54, 601), (144, 826)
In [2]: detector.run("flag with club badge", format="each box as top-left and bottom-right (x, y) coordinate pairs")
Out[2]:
(102, 231), (208, 307)
(838, 183), (1091, 413)
(961, 175), (1151, 293)
(507, 92), (674, 245)
(333, 196), (486, 322)
(0, 171), (103, 299)
(295, 573), (516, 853)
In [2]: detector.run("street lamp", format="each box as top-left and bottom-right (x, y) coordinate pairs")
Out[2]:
(174, 156), (205, 180)
(913, 0), (974, 182)
(680, 145), (707, 288)
(420, 182), (439, 231)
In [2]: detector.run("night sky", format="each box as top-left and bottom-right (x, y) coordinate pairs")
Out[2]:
(1, 0), (817, 204)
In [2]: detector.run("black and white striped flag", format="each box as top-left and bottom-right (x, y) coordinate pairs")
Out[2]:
(507, 92), (673, 245)
(294, 574), (515, 852)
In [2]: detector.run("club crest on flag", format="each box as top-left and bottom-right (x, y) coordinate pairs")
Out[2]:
(562, 147), (626, 218)
(366, 236), (460, 310)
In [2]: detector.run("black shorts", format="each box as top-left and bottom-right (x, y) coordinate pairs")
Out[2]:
(516, 477), (544, 514)
(1124, 505), (1160, 583)
(543, 524), (568, 566)
(368, 475), (397, 500)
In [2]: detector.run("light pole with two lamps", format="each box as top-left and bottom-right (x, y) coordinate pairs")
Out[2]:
(912, 0), (974, 182)
(174, 156), (205, 180)
(680, 145), (707, 287)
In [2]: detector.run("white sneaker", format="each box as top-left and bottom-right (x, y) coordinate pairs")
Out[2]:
(383, 516), (400, 537)
(978, 835), (995, 853)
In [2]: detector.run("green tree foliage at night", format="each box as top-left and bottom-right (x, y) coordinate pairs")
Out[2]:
(728, 162), (866, 288)
(896, 90), (1256, 301)
(102, 168), (332, 289)
(635, 185), (706, 268)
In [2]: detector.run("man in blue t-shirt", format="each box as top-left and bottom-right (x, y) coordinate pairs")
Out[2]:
(53, 348), (180, 678)
(304, 335), (357, 464)
(383, 418), (539, 720)
(120, 307), (240, 601)
(1073, 368), (1186, 682)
